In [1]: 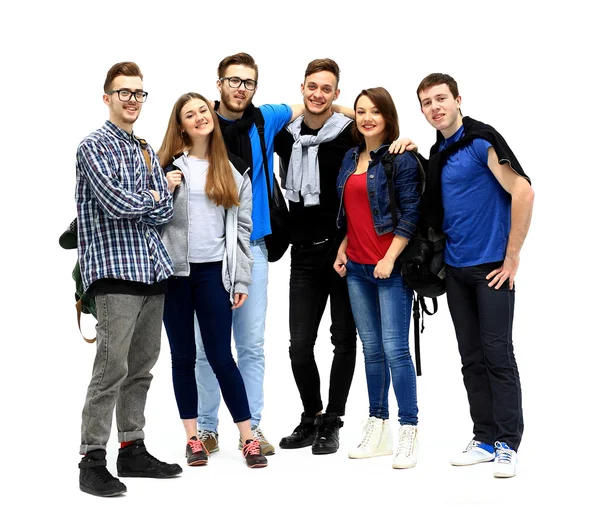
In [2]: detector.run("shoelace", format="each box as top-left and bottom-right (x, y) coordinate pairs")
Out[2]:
(317, 421), (338, 440)
(494, 442), (514, 464)
(395, 426), (416, 457)
(139, 449), (167, 466)
(465, 439), (480, 452)
(89, 463), (117, 483)
(253, 427), (267, 443)
(198, 430), (215, 443)
(189, 438), (209, 456)
(243, 439), (262, 457)
(359, 418), (377, 447)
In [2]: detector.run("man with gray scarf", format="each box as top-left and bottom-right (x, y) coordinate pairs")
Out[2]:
(275, 59), (358, 455)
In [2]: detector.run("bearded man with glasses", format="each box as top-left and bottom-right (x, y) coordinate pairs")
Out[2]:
(192, 52), (305, 457)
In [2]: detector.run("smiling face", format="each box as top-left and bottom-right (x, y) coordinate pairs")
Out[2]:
(355, 95), (386, 146)
(419, 83), (462, 138)
(179, 98), (214, 141)
(216, 64), (257, 116)
(301, 70), (339, 116)
(103, 75), (144, 132)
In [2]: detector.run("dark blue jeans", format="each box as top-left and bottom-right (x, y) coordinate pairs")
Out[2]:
(163, 262), (251, 423)
(446, 262), (524, 450)
(346, 259), (418, 425)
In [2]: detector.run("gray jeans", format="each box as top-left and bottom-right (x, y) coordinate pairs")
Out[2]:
(80, 293), (164, 454)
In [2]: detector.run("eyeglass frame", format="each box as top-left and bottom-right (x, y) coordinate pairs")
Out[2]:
(107, 89), (149, 103)
(219, 76), (257, 91)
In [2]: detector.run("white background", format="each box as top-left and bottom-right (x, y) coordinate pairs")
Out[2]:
(1, 0), (598, 506)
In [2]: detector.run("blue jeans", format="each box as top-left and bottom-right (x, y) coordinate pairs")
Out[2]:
(195, 240), (268, 430)
(163, 262), (251, 423)
(346, 259), (418, 425)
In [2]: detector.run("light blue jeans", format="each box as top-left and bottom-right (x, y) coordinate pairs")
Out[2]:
(345, 259), (418, 425)
(195, 239), (268, 431)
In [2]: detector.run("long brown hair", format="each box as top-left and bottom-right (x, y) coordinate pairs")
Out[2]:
(157, 93), (239, 208)
(352, 87), (400, 146)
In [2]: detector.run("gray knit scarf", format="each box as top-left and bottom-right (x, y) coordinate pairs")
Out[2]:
(285, 112), (352, 206)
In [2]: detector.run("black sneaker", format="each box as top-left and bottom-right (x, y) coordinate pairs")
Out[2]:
(312, 414), (343, 455)
(117, 440), (182, 478)
(242, 439), (268, 468)
(186, 436), (209, 466)
(79, 449), (127, 497)
(279, 413), (322, 449)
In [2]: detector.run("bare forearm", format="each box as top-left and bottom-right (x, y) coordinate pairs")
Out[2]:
(506, 185), (534, 259)
(384, 235), (409, 263)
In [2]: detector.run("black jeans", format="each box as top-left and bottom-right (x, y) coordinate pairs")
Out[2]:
(446, 262), (524, 450)
(289, 239), (357, 416)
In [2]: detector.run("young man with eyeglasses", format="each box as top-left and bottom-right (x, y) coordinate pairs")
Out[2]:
(192, 52), (304, 457)
(76, 62), (181, 497)
(417, 73), (534, 478)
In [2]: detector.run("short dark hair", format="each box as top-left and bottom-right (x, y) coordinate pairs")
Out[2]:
(416, 73), (459, 103)
(304, 58), (340, 87)
(103, 62), (143, 93)
(217, 52), (259, 81)
(352, 87), (399, 145)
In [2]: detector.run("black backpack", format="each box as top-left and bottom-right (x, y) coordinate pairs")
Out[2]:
(382, 152), (446, 375)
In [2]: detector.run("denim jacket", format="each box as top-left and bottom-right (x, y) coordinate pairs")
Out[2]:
(336, 144), (420, 239)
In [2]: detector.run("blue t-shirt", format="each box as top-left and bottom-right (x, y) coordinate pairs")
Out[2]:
(440, 126), (511, 267)
(219, 104), (292, 242)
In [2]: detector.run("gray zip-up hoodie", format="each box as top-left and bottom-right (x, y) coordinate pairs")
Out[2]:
(161, 153), (253, 302)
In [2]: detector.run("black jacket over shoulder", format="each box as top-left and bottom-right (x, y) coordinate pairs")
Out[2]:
(423, 116), (531, 231)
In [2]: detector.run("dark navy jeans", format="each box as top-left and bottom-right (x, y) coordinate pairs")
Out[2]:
(446, 262), (524, 450)
(163, 262), (251, 423)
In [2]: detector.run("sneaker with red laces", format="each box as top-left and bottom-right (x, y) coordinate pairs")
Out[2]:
(186, 436), (209, 466)
(242, 439), (268, 468)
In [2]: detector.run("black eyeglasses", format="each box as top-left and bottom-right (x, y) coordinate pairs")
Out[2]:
(219, 77), (257, 91)
(108, 89), (148, 103)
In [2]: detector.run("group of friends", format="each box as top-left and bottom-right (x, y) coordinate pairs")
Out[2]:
(74, 53), (534, 497)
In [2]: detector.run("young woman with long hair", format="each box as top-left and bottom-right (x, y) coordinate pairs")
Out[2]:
(157, 92), (266, 468)
(334, 87), (421, 469)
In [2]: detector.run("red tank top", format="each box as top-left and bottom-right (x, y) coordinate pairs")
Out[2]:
(344, 172), (394, 265)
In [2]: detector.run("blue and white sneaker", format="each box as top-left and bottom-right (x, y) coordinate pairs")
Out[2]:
(493, 441), (517, 478)
(450, 439), (495, 466)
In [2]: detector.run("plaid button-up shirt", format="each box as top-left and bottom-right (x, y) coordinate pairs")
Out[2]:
(76, 121), (174, 292)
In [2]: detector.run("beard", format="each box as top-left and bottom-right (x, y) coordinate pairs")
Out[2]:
(222, 93), (251, 113)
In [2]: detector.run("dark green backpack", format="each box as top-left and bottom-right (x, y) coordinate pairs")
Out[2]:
(59, 218), (96, 342)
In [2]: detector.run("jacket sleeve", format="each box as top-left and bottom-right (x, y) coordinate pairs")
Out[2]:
(141, 147), (174, 226)
(234, 171), (254, 295)
(393, 153), (421, 239)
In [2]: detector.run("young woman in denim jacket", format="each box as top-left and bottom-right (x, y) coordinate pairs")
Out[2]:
(334, 87), (421, 469)
(157, 93), (267, 469)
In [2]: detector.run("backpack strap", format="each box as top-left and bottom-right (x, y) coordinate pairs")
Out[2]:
(135, 136), (152, 174)
(76, 300), (96, 344)
(382, 151), (429, 376)
(253, 108), (273, 207)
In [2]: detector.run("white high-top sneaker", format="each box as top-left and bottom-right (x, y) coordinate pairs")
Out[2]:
(348, 417), (393, 459)
(392, 424), (418, 469)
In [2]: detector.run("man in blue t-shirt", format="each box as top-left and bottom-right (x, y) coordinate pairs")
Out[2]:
(417, 73), (534, 479)
(194, 53), (304, 456)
